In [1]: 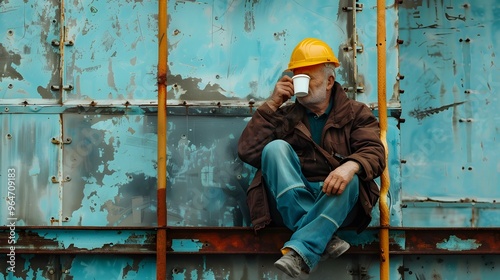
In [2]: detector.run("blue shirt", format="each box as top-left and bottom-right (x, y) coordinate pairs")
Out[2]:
(306, 98), (334, 145)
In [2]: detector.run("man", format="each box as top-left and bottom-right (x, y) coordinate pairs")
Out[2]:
(237, 38), (385, 278)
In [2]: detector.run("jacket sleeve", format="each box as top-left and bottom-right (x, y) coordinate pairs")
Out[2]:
(343, 104), (386, 181)
(237, 102), (282, 168)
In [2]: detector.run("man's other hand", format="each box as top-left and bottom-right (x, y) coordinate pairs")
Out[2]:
(322, 161), (360, 196)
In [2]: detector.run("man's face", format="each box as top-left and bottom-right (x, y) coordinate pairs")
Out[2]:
(293, 64), (332, 108)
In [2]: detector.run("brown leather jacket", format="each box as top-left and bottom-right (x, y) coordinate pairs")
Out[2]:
(238, 82), (386, 233)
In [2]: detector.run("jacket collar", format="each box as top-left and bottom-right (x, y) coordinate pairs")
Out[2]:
(327, 82), (354, 128)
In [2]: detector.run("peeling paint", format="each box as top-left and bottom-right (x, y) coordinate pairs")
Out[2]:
(36, 230), (148, 250)
(0, 44), (22, 81)
(171, 239), (204, 252)
(1, 0), (500, 279)
(62, 114), (157, 226)
(436, 235), (481, 251)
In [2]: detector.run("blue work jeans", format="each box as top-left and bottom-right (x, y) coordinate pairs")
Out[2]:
(261, 140), (359, 271)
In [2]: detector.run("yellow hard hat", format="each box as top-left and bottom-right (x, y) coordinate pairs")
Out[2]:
(287, 38), (340, 70)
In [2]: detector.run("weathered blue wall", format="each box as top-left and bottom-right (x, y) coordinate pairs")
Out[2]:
(399, 0), (500, 227)
(1, 0), (400, 227)
(1, 0), (499, 279)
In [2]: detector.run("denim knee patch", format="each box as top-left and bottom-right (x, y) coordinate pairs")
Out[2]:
(277, 184), (306, 198)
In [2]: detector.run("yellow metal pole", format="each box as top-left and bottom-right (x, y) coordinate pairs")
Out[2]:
(157, 0), (167, 279)
(377, 0), (390, 279)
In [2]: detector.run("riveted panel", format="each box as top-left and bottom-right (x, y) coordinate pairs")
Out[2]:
(399, 0), (500, 226)
(166, 113), (252, 227)
(61, 113), (157, 226)
(0, 0), (61, 104)
(63, 0), (158, 103)
(0, 114), (60, 226)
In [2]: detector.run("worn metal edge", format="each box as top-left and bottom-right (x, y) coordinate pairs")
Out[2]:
(2, 227), (499, 255)
(0, 104), (400, 117)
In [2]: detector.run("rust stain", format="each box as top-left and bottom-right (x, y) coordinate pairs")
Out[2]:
(166, 227), (291, 254)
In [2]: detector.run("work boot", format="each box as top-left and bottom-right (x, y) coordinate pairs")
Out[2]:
(320, 235), (350, 261)
(274, 249), (308, 278)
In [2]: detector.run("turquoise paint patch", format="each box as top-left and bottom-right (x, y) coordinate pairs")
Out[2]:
(202, 270), (216, 280)
(36, 230), (148, 250)
(391, 230), (406, 250)
(436, 235), (481, 251)
(172, 269), (187, 280)
(190, 269), (197, 280)
(171, 239), (204, 252)
(67, 255), (156, 280)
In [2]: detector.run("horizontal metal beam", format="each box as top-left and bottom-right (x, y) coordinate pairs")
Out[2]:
(166, 227), (291, 255)
(1, 226), (499, 255)
(0, 104), (400, 117)
(402, 228), (500, 255)
(166, 227), (500, 255)
(0, 227), (156, 255)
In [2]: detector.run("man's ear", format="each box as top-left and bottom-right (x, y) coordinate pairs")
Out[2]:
(326, 75), (335, 91)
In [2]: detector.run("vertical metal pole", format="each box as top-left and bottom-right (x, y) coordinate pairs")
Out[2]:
(377, 0), (390, 279)
(157, 0), (168, 279)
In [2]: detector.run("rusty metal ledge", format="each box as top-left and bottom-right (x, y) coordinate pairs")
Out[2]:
(0, 227), (156, 255)
(165, 227), (500, 255)
(2, 227), (500, 255)
(399, 227), (500, 255)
